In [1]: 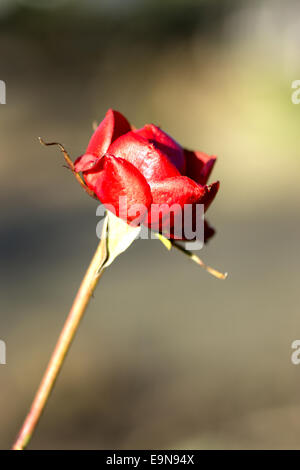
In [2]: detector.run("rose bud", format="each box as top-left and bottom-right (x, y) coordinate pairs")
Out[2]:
(74, 109), (219, 242)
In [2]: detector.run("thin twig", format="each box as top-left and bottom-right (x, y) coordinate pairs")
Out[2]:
(172, 241), (228, 280)
(38, 138), (98, 200)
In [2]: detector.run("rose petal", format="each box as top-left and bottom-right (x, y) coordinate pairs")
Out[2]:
(108, 131), (180, 184)
(184, 149), (216, 185)
(199, 181), (220, 212)
(167, 219), (216, 242)
(74, 153), (100, 173)
(94, 154), (152, 224)
(203, 220), (216, 243)
(145, 176), (205, 232)
(86, 109), (131, 158)
(135, 124), (185, 173)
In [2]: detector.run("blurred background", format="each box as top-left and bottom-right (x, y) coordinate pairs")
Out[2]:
(1, 0), (300, 450)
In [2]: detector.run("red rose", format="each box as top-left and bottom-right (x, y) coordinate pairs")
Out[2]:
(75, 109), (219, 242)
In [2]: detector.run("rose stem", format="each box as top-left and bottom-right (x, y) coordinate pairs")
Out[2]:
(12, 225), (107, 450)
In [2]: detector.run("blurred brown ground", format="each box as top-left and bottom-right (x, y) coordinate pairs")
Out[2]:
(1, 0), (300, 449)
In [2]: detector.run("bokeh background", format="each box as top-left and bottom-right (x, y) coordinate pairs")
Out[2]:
(1, 0), (300, 450)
